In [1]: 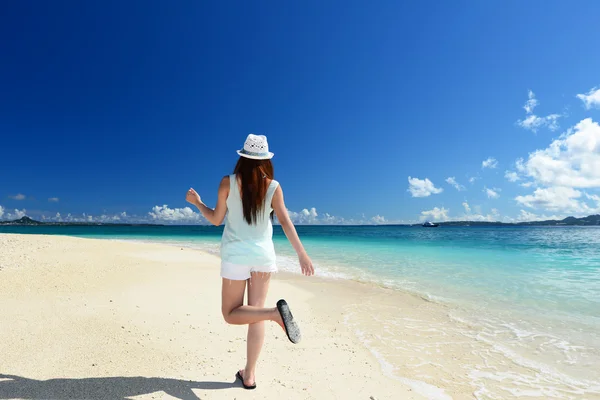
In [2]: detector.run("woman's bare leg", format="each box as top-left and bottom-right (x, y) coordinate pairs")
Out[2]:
(240, 272), (272, 386)
(221, 276), (285, 387)
(221, 278), (282, 326)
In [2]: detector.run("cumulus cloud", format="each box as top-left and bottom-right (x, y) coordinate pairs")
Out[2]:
(518, 114), (561, 133)
(0, 205), (4, 219)
(462, 201), (471, 213)
(9, 194), (26, 200)
(514, 187), (595, 214)
(371, 215), (386, 224)
(577, 86), (600, 110)
(445, 177), (465, 191)
(4, 209), (27, 219)
(408, 177), (443, 197)
(514, 210), (566, 223)
(517, 118), (600, 188)
(517, 90), (561, 133)
(284, 208), (395, 225)
(454, 201), (502, 222)
(48, 197), (59, 202)
(523, 89), (538, 114)
(484, 187), (501, 199)
(420, 207), (450, 222)
(283, 207), (389, 225)
(505, 171), (520, 182)
(482, 157), (498, 169)
(148, 205), (203, 223)
(469, 176), (478, 184)
(287, 207), (320, 224)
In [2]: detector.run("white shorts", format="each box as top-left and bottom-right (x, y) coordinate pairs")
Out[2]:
(220, 261), (278, 281)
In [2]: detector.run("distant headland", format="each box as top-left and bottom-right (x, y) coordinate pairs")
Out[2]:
(0, 216), (162, 227)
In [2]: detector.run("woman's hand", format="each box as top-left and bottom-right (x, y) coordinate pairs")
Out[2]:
(299, 252), (315, 276)
(185, 188), (201, 207)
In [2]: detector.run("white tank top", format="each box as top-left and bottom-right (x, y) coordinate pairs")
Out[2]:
(220, 174), (280, 267)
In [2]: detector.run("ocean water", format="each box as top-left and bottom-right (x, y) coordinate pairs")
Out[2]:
(2, 225), (599, 398)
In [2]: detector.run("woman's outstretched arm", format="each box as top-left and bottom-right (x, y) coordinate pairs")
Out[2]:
(186, 176), (229, 226)
(272, 185), (315, 276)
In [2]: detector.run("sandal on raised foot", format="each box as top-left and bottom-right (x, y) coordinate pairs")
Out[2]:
(236, 370), (256, 390)
(276, 299), (301, 344)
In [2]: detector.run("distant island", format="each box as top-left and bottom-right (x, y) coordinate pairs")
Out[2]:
(1, 215), (600, 227)
(0, 216), (162, 227)
(412, 214), (600, 226)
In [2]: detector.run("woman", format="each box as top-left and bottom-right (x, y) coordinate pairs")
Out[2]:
(185, 134), (314, 390)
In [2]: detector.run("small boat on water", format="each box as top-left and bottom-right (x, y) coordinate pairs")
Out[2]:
(422, 221), (440, 227)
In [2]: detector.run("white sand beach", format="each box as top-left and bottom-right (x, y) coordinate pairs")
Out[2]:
(0, 234), (440, 400)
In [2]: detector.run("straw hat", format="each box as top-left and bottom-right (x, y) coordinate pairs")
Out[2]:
(237, 134), (274, 160)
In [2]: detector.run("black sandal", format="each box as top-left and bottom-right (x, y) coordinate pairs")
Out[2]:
(236, 370), (256, 390)
(276, 299), (301, 344)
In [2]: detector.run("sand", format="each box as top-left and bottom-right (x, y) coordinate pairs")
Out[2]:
(0, 234), (429, 400)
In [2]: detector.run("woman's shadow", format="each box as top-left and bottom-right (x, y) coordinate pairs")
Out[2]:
(0, 373), (238, 400)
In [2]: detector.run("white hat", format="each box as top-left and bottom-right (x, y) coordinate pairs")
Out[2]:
(237, 134), (274, 160)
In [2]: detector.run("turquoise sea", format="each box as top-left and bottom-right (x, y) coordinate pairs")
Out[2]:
(2, 225), (599, 398)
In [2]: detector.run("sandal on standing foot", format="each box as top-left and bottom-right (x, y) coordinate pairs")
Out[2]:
(236, 370), (256, 390)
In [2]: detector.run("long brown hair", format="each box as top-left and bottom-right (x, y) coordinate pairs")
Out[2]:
(234, 156), (274, 225)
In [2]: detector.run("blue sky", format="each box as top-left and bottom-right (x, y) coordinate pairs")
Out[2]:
(1, 1), (600, 224)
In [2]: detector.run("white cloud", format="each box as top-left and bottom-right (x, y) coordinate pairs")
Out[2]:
(320, 213), (339, 224)
(520, 182), (535, 188)
(462, 201), (471, 213)
(15, 205), (386, 226)
(484, 187), (501, 199)
(516, 210), (539, 222)
(42, 211), (122, 224)
(148, 205), (203, 223)
(517, 90), (562, 132)
(5, 209), (27, 220)
(445, 177), (465, 191)
(514, 186), (594, 214)
(284, 207), (387, 225)
(518, 114), (561, 132)
(455, 201), (502, 222)
(482, 157), (498, 169)
(505, 171), (520, 182)
(0, 205), (4, 219)
(97, 214), (122, 222)
(586, 193), (600, 203)
(514, 210), (566, 222)
(469, 176), (478, 184)
(287, 207), (320, 224)
(371, 215), (386, 224)
(576, 86), (600, 110)
(48, 197), (59, 202)
(420, 207), (450, 222)
(523, 89), (538, 114)
(517, 118), (600, 188)
(302, 208), (317, 218)
(9, 194), (26, 200)
(408, 177), (443, 197)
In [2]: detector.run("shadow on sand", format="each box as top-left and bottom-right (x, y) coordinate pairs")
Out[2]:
(0, 373), (239, 400)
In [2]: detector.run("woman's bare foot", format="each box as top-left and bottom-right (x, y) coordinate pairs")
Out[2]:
(273, 308), (285, 332)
